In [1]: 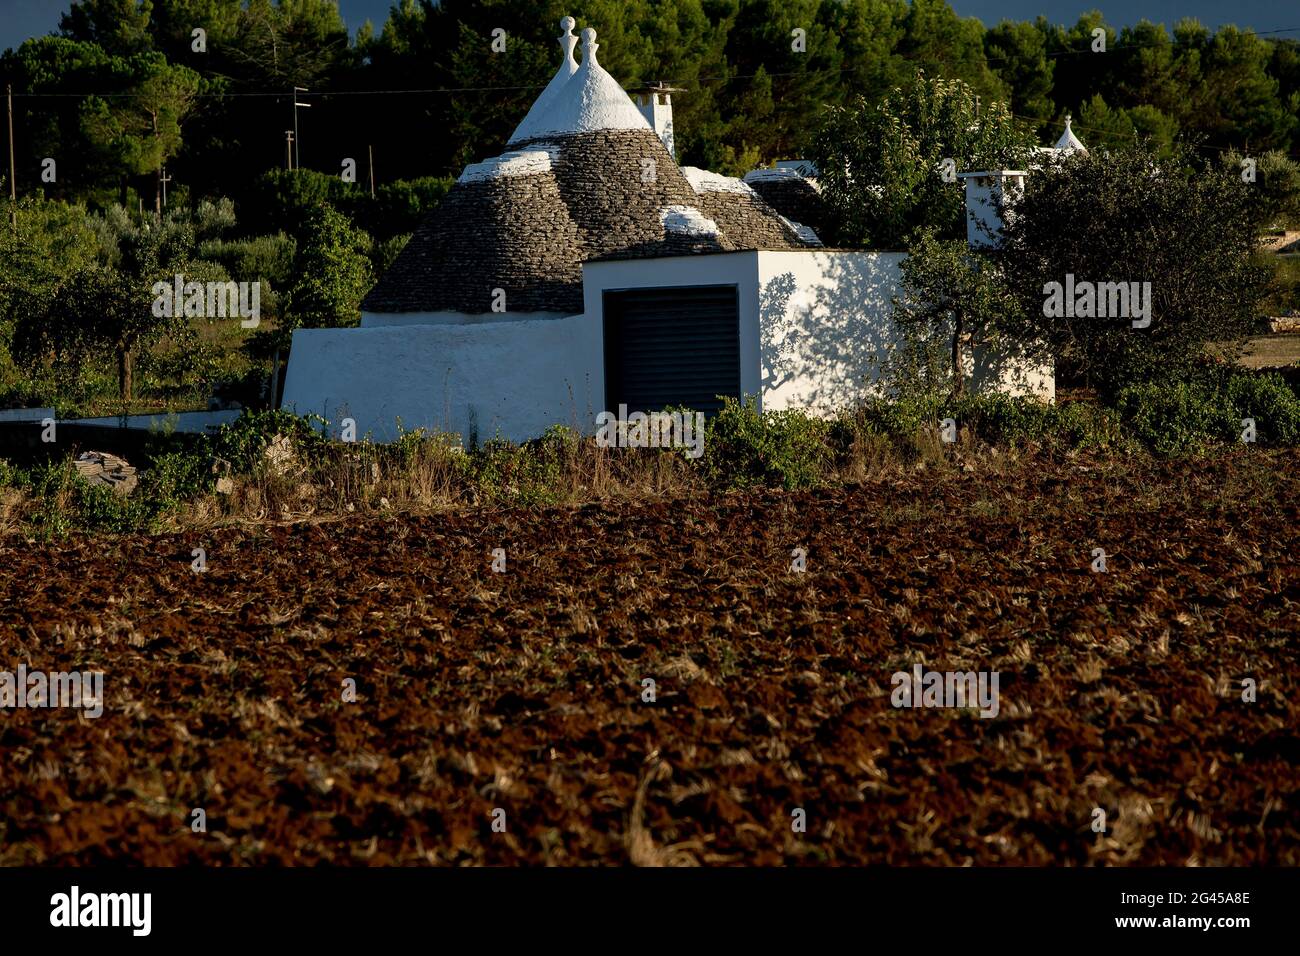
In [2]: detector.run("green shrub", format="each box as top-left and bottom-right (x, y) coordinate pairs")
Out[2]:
(834, 393), (1122, 453)
(244, 169), (365, 240)
(470, 434), (568, 505)
(1114, 369), (1300, 453)
(20, 459), (151, 537)
(1225, 371), (1300, 444)
(702, 397), (830, 490)
(198, 233), (297, 286)
(210, 408), (331, 473)
(950, 394), (1123, 449)
(141, 449), (213, 509)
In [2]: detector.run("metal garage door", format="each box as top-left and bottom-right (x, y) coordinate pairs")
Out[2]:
(603, 285), (740, 415)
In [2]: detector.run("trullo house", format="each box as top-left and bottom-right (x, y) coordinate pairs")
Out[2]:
(282, 17), (1057, 444)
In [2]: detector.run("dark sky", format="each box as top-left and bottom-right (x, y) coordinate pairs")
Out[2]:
(0, 0), (1296, 56)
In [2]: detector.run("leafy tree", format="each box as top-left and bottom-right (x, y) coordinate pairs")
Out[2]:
(80, 53), (202, 212)
(59, 0), (154, 57)
(0, 195), (100, 330)
(720, 0), (843, 164)
(11, 201), (241, 401)
(994, 144), (1272, 397)
(1075, 93), (1137, 150)
(0, 193), (101, 401)
(1041, 11), (1116, 124)
(1221, 148), (1300, 230)
(827, 0), (910, 104)
(984, 18), (1055, 133)
(1191, 25), (1295, 151)
(810, 72), (1034, 248)
(276, 203), (373, 346)
(892, 228), (1020, 396)
(224, 0), (352, 88)
(0, 38), (117, 203)
(897, 0), (1005, 102)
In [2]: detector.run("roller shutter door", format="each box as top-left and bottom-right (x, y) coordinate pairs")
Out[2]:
(603, 285), (740, 415)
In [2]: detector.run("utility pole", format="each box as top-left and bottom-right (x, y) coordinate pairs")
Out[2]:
(6, 83), (16, 232)
(284, 130), (295, 171)
(368, 144), (375, 197)
(160, 165), (172, 208)
(292, 87), (310, 171)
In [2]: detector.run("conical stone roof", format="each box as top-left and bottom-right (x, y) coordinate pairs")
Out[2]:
(362, 21), (818, 315)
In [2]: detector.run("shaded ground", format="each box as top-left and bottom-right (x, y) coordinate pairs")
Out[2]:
(1, 449), (1298, 865)
(1240, 332), (1300, 369)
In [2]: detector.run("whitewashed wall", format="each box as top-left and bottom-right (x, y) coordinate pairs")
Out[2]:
(284, 248), (1051, 447)
(281, 313), (600, 444)
(756, 249), (1053, 407)
(756, 250), (905, 412)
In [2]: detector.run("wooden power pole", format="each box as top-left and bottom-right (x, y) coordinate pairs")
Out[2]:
(6, 84), (16, 231)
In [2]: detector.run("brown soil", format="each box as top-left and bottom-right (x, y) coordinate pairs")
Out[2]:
(1, 450), (1297, 865)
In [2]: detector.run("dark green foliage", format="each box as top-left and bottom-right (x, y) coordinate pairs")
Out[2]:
(995, 143), (1273, 398)
(1114, 367), (1300, 454)
(832, 392), (1124, 452)
(242, 170), (367, 241)
(198, 233), (297, 287)
(702, 396), (830, 490)
(208, 407), (331, 473)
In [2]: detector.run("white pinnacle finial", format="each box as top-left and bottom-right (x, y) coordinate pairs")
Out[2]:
(559, 16), (577, 69)
(1064, 112), (1073, 130)
(581, 27), (598, 68)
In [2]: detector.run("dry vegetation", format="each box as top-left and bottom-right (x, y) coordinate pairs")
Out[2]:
(1, 449), (1297, 865)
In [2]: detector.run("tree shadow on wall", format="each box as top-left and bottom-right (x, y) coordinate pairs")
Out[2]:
(758, 257), (901, 410)
(760, 255), (1052, 406)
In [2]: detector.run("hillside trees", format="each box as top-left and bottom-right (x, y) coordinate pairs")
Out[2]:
(80, 53), (202, 213)
(11, 201), (244, 401)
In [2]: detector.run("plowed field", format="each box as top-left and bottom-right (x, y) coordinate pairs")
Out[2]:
(2, 450), (1298, 865)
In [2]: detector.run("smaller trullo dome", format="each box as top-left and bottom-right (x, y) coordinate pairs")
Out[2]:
(1055, 113), (1087, 154)
(508, 27), (654, 146)
(507, 17), (580, 146)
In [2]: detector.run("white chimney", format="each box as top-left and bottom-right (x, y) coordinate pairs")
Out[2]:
(629, 82), (684, 160)
(957, 169), (1026, 248)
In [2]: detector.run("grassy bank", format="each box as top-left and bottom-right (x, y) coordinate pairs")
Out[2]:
(2, 364), (1299, 538)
